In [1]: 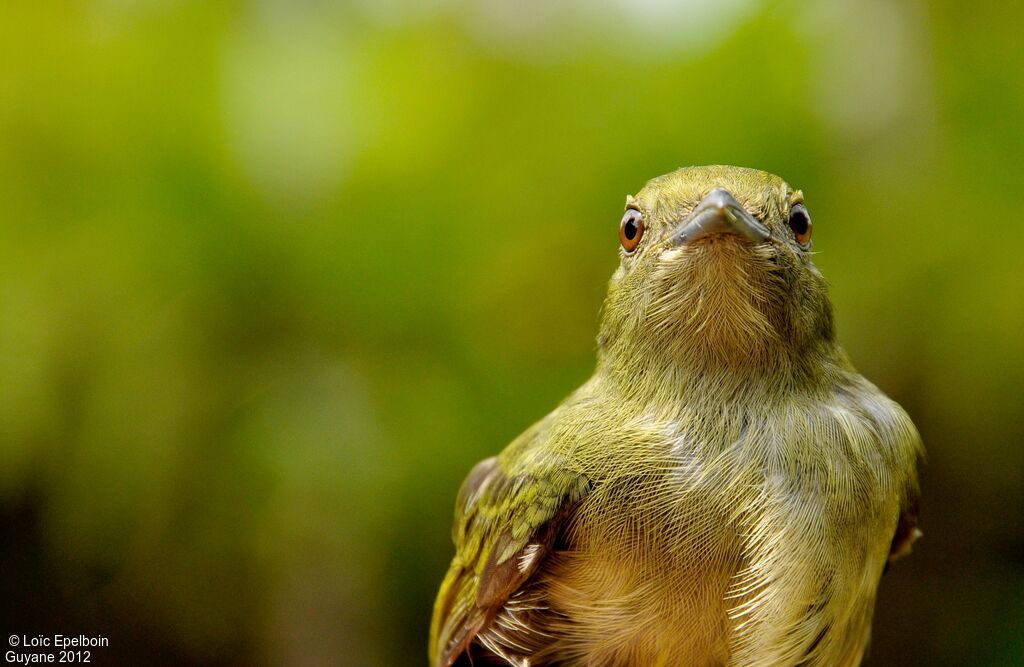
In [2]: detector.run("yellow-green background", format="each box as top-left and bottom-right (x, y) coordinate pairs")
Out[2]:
(1, 1), (1021, 665)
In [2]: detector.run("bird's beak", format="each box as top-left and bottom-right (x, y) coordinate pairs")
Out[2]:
(670, 188), (770, 246)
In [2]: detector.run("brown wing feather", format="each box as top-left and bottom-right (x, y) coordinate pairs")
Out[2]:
(446, 528), (558, 666)
(430, 444), (589, 667)
(889, 494), (921, 563)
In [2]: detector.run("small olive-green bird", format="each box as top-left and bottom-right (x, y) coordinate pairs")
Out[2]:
(429, 166), (923, 667)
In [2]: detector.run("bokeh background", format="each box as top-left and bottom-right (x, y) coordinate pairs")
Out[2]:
(1, 1), (1022, 665)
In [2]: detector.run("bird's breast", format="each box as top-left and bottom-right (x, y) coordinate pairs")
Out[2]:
(536, 450), (749, 665)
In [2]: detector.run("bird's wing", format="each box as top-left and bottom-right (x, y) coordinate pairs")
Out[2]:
(889, 492), (921, 563)
(429, 423), (590, 667)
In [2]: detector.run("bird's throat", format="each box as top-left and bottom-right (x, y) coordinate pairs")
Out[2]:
(660, 241), (784, 367)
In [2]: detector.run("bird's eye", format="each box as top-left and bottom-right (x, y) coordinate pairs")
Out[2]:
(788, 203), (812, 246)
(619, 208), (645, 253)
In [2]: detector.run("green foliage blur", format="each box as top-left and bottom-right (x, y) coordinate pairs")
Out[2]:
(1, 1), (1021, 665)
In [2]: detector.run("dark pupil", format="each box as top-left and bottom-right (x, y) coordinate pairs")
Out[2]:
(790, 209), (808, 235)
(623, 217), (638, 240)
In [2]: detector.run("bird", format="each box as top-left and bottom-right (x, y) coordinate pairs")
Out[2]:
(429, 165), (923, 667)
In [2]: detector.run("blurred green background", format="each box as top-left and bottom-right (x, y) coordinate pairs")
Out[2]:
(1, 1), (1022, 665)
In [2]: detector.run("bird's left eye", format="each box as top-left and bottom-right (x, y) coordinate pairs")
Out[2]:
(788, 203), (812, 247)
(620, 208), (645, 253)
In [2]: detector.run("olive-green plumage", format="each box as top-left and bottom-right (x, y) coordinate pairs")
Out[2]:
(430, 166), (923, 667)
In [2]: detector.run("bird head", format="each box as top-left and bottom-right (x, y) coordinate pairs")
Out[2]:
(599, 166), (835, 379)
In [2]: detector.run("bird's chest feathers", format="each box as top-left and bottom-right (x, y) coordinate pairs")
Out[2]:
(577, 397), (902, 535)
(542, 404), (902, 665)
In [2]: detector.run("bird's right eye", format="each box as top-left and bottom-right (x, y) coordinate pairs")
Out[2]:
(620, 208), (645, 253)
